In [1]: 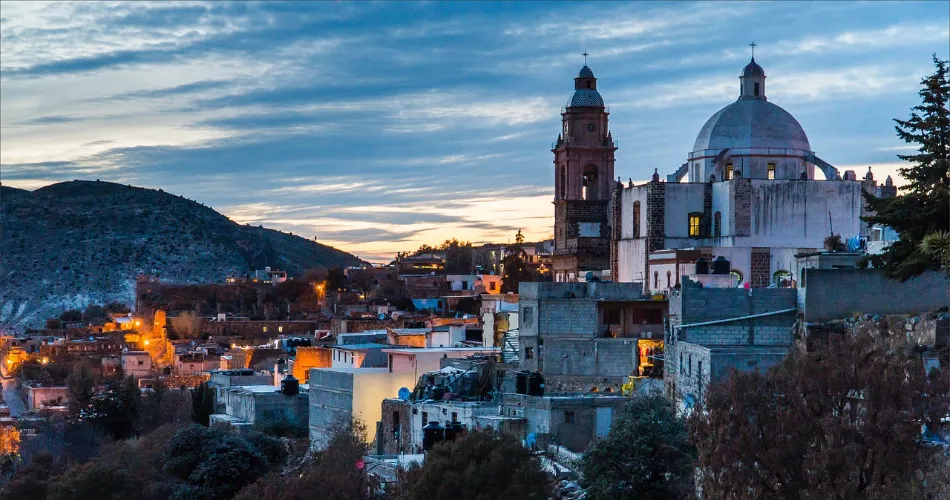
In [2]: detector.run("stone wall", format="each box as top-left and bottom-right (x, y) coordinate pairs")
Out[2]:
(730, 179), (751, 237)
(645, 181), (666, 293)
(803, 269), (950, 321)
(750, 247), (772, 288)
(292, 347), (332, 382)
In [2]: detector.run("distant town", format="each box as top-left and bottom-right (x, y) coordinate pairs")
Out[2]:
(1, 40), (948, 500)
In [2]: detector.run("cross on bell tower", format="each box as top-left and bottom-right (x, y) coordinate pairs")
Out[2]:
(749, 41), (757, 59)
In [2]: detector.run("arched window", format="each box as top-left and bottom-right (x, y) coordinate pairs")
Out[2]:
(653, 271), (659, 289)
(730, 269), (743, 287)
(666, 270), (672, 288)
(754, 82), (760, 96)
(714, 211), (722, 237)
(773, 270), (791, 287)
(582, 165), (598, 200)
(633, 201), (641, 238)
(800, 268), (807, 288)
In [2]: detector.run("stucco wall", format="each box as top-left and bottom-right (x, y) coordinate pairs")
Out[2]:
(803, 269), (950, 321)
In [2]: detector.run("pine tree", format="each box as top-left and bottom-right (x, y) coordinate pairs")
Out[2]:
(864, 55), (950, 279)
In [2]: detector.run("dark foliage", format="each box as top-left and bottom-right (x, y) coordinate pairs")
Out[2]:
(57, 309), (82, 322)
(580, 392), (695, 499)
(163, 425), (271, 500)
(89, 376), (141, 440)
(689, 333), (950, 499)
(864, 55), (950, 280)
(191, 382), (215, 427)
(395, 430), (550, 500)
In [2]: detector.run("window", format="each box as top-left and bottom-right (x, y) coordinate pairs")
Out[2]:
(725, 163), (733, 180)
(138, 360), (144, 365)
(421, 412), (428, 425)
(666, 271), (672, 288)
(654, 271), (659, 289)
(564, 411), (576, 424)
(392, 412), (400, 433)
(278, 326), (283, 333)
(524, 347), (534, 360)
(633, 201), (641, 238)
(490, 281), (497, 291)
(582, 165), (598, 200)
(451, 412), (458, 423)
(522, 306), (534, 325)
(800, 268), (807, 288)
(714, 211), (722, 237)
(688, 354), (693, 375)
(767, 163), (775, 180)
(754, 82), (760, 96)
(698, 360), (703, 378)
(586, 81), (592, 89)
(688, 214), (701, 237)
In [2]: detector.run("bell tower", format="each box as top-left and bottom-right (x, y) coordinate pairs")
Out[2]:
(551, 60), (617, 282)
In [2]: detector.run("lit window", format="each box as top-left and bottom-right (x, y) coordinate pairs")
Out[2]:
(725, 164), (733, 180)
(689, 215), (701, 237)
(767, 163), (775, 180)
(263, 327), (267, 333)
(278, 326), (283, 333)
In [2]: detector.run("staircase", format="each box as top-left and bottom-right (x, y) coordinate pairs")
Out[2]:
(501, 327), (520, 364)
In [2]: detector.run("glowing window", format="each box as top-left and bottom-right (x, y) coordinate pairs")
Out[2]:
(689, 215), (701, 237)
(767, 163), (776, 180)
(725, 164), (733, 180)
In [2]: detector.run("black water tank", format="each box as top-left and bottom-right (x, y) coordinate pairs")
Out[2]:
(430, 385), (446, 401)
(527, 372), (545, 396)
(281, 375), (299, 395)
(712, 256), (731, 275)
(444, 421), (465, 441)
(694, 257), (709, 275)
(422, 421), (444, 451)
(515, 371), (528, 395)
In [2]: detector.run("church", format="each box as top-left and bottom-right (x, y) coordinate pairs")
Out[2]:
(551, 51), (895, 289)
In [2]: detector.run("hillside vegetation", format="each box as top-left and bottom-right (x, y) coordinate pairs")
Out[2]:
(0, 180), (362, 331)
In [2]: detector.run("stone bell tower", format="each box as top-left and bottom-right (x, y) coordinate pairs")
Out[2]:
(551, 61), (617, 282)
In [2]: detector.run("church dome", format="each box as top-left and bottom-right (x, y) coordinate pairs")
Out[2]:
(692, 99), (811, 152)
(567, 89), (605, 107)
(742, 59), (765, 77)
(578, 65), (595, 78)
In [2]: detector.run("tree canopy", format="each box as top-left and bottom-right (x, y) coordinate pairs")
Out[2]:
(689, 332), (950, 499)
(580, 392), (695, 500)
(864, 55), (950, 280)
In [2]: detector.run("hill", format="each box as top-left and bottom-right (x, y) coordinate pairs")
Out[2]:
(0, 180), (363, 331)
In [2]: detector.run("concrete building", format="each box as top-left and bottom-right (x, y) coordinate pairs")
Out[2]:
(290, 346), (332, 382)
(518, 282), (667, 393)
(330, 343), (390, 369)
(121, 350), (152, 378)
(502, 393), (626, 452)
(210, 383), (308, 430)
(22, 383), (69, 411)
(308, 367), (417, 449)
(665, 277), (798, 412)
(380, 398), (523, 455)
(551, 64), (617, 282)
(610, 57), (895, 291)
(382, 347), (498, 380)
(208, 369), (274, 408)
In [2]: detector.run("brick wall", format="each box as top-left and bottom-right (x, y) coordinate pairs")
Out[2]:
(645, 181), (666, 293)
(750, 247), (772, 288)
(730, 179), (751, 237)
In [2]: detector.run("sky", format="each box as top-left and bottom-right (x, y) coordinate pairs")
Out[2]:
(1, 1), (948, 262)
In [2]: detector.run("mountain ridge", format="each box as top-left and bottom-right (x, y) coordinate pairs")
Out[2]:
(0, 180), (363, 331)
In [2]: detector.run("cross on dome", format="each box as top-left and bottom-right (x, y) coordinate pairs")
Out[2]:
(749, 41), (757, 59)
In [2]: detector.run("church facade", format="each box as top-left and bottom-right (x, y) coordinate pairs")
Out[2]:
(550, 55), (892, 290)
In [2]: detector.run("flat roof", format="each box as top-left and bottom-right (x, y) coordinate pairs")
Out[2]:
(315, 367), (390, 374)
(331, 343), (392, 351)
(382, 347), (498, 355)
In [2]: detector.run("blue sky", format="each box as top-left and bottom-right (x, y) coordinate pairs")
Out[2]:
(1, 1), (947, 262)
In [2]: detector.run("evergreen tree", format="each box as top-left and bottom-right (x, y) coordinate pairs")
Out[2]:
(864, 55), (950, 279)
(191, 382), (215, 427)
(580, 393), (695, 500)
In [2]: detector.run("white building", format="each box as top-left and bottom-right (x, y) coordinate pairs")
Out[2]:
(613, 57), (890, 291)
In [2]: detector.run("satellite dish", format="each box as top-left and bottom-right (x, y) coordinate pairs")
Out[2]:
(379, 314), (386, 320)
(397, 387), (411, 400)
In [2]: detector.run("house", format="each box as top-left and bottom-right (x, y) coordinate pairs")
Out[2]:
(309, 368), (417, 449)
(518, 282), (667, 393)
(210, 382), (308, 430)
(330, 343), (390, 369)
(382, 347), (499, 379)
(21, 382), (69, 412)
(122, 351), (152, 378)
(208, 369), (274, 408)
(290, 346), (332, 382)
(175, 352), (218, 375)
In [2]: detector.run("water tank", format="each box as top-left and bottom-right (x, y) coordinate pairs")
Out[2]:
(515, 371), (528, 395)
(280, 375), (299, 396)
(527, 372), (545, 396)
(422, 421), (444, 451)
(430, 385), (446, 401)
(712, 256), (731, 275)
(694, 257), (709, 275)
(444, 421), (465, 441)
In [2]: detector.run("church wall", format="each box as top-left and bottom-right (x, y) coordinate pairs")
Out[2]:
(711, 182), (732, 239)
(663, 184), (706, 238)
(619, 186), (648, 240)
(616, 239), (646, 284)
(747, 180), (863, 248)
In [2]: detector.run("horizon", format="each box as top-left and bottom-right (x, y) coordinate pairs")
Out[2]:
(2, 1), (948, 262)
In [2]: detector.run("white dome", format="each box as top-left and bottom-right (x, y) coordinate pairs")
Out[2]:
(692, 98), (811, 153)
